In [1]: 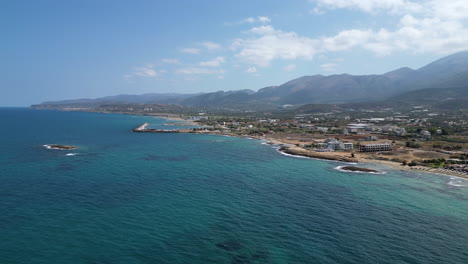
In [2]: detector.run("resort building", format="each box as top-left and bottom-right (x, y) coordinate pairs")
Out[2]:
(358, 142), (393, 152)
(318, 138), (354, 151)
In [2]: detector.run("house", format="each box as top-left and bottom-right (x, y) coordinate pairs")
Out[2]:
(420, 130), (432, 140)
(316, 127), (329, 133)
(342, 142), (354, 150)
(346, 123), (369, 134)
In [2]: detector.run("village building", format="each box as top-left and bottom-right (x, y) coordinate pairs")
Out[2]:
(358, 142), (393, 152)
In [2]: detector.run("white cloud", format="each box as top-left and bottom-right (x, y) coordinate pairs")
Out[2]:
(124, 64), (162, 80)
(232, 1), (468, 66)
(247, 25), (277, 35)
(312, 0), (423, 14)
(161, 58), (179, 64)
(258, 16), (271, 23)
(320, 63), (338, 71)
(313, 0), (468, 18)
(246, 67), (257, 73)
(176, 67), (224, 75)
(284, 64), (297, 72)
(235, 16), (272, 25)
(199, 41), (222, 50)
(429, 0), (468, 20)
(233, 25), (318, 66)
(180, 48), (200, 54)
(199, 56), (225, 67)
(243, 17), (256, 23)
(310, 7), (325, 15)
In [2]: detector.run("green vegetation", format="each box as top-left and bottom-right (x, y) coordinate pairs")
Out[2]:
(406, 141), (421, 148)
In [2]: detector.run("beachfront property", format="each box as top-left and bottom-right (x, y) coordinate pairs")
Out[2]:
(358, 142), (393, 152)
(316, 138), (354, 151)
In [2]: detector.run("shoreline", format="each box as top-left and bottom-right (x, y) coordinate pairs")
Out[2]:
(132, 120), (468, 180)
(32, 108), (468, 181)
(239, 135), (468, 180)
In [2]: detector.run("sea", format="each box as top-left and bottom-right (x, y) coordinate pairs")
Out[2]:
(1, 107), (467, 264)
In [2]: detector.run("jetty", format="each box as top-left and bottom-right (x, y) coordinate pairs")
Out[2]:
(133, 123), (188, 133)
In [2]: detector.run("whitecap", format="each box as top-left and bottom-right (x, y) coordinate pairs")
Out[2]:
(448, 177), (468, 187)
(66, 153), (78, 156)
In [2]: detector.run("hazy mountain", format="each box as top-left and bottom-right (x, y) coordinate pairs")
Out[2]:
(182, 90), (255, 106)
(388, 86), (468, 110)
(179, 51), (468, 106)
(41, 93), (200, 106)
(33, 51), (468, 109)
(294, 85), (468, 114)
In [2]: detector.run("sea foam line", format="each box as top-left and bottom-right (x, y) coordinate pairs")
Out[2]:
(448, 177), (468, 187)
(335, 165), (386, 175)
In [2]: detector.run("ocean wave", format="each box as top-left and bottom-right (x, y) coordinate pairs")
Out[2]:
(274, 147), (314, 160)
(448, 177), (468, 187)
(66, 153), (78, 156)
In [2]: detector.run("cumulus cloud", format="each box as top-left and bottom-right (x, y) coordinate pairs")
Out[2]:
(228, 16), (272, 25)
(232, 26), (318, 66)
(124, 64), (162, 80)
(312, 0), (423, 14)
(199, 56), (225, 67)
(176, 67), (224, 75)
(245, 67), (257, 73)
(232, 1), (468, 66)
(199, 41), (222, 50)
(161, 58), (179, 64)
(258, 16), (271, 23)
(180, 48), (200, 54)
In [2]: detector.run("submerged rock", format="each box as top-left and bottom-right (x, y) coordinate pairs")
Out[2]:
(341, 166), (379, 173)
(44, 144), (77, 150)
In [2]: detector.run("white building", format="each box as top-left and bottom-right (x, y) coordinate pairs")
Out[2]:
(359, 142), (393, 152)
(322, 138), (353, 151)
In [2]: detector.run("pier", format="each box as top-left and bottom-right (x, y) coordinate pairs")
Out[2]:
(132, 123), (188, 133)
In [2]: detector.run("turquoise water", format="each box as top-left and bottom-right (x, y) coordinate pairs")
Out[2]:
(1, 108), (467, 264)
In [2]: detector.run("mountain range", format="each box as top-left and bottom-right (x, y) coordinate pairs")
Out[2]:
(33, 51), (468, 110)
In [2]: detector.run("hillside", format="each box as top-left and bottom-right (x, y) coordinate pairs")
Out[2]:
(32, 51), (468, 109)
(181, 51), (468, 106)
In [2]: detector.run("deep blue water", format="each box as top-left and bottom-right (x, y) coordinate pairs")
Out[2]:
(1, 108), (467, 264)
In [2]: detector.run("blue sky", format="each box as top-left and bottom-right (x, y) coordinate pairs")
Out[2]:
(2, 0), (468, 106)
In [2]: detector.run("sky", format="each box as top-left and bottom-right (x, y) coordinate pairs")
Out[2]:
(2, 0), (468, 106)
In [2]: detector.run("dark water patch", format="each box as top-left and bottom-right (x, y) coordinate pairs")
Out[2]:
(143, 154), (190, 162)
(231, 255), (251, 264)
(216, 239), (243, 251)
(54, 162), (79, 171)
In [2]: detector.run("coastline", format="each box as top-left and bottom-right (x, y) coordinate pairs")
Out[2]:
(31, 108), (468, 181)
(131, 116), (468, 181)
(239, 135), (468, 180)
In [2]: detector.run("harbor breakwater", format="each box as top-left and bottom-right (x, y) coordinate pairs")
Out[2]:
(132, 123), (187, 133)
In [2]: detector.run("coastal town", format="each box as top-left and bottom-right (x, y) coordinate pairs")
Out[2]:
(131, 107), (468, 178)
